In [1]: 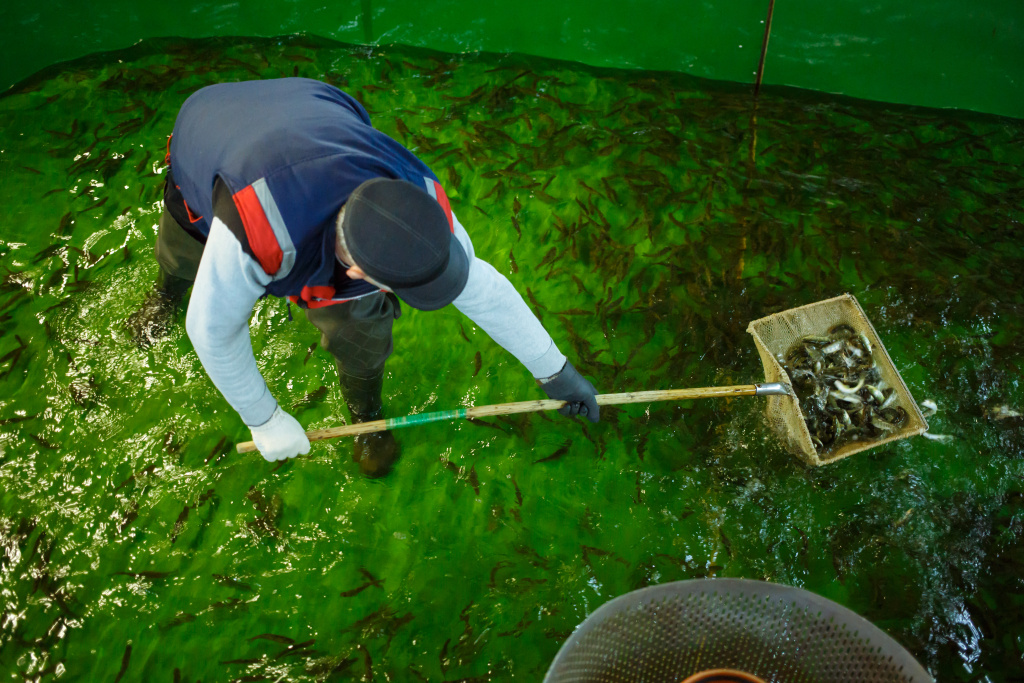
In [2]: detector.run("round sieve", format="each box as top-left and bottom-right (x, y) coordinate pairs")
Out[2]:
(543, 579), (932, 683)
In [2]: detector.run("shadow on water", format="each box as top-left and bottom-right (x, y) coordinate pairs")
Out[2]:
(0, 33), (1022, 681)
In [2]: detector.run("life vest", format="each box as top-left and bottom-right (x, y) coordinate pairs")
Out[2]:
(167, 78), (454, 308)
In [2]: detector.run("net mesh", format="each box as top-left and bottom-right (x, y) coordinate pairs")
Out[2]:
(543, 579), (932, 683)
(746, 294), (928, 466)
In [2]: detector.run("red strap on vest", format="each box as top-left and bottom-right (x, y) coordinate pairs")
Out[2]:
(430, 179), (455, 232)
(232, 185), (283, 275)
(289, 287), (350, 309)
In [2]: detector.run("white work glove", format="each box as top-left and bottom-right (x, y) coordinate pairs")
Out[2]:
(249, 406), (310, 462)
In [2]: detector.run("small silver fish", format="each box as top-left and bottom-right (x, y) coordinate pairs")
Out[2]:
(871, 417), (897, 432)
(866, 385), (886, 404)
(822, 340), (844, 355)
(985, 405), (1020, 420)
(831, 391), (863, 405)
(834, 378), (865, 394)
(922, 431), (955, 443)
(859, 333), (873, 355)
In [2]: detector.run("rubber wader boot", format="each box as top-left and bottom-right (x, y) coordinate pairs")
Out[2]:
(127, 269), (193, 347)
(338, 367), (399, 478)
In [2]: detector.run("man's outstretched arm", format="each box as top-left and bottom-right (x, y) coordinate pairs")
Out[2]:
(449, 214), (599, 422)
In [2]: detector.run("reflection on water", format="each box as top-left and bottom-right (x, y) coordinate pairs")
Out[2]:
(0, 34), (1022, 681)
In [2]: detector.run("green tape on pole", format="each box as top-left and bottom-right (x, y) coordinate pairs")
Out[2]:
(384, 408), (468, 430)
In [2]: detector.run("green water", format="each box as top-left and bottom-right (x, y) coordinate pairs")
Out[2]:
(1, 34), (1023, 682)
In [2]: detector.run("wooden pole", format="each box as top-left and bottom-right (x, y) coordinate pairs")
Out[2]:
(236, 385), (770, 454)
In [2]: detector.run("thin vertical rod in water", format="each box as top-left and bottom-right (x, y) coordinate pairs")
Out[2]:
(753, 0), (776, 98)
(750, 0), (777, 164)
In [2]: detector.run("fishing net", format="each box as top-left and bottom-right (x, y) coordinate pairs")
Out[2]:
(543, 579), (932, 683)
(747, 293), (928, 466)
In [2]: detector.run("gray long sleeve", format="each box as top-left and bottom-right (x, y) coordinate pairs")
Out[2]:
(185, 217), (278, 427)
(450, 215), (566, 378)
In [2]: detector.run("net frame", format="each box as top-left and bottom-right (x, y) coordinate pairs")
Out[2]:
(746, 293), (928, 466)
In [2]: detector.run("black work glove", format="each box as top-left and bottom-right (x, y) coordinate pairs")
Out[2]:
(539, 360), (600, 423)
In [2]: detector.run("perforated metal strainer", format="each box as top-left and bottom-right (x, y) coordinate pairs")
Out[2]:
(543, 579), (932, 683)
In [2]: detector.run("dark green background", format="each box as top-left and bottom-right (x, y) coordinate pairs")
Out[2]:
(1, 0), (1022, 118)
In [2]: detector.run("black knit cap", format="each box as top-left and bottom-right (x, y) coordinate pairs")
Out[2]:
(341, 178), (469, 311)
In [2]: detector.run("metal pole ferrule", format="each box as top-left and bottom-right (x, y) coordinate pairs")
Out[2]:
(755, 382), (792, 396)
